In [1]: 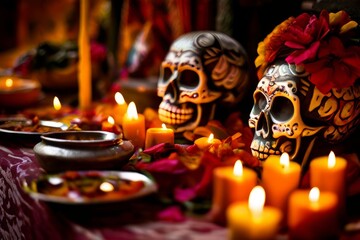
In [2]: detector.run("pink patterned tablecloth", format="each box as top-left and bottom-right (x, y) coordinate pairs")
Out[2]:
(1, 137), (360, 240)
(0, 140), (228, 240)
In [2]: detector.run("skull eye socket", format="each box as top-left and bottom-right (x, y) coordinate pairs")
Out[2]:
(179, 70), (199, 88)
(253, 91), (267, 115)
(162, 67), (173, 83)
(270, 96), (294, 122)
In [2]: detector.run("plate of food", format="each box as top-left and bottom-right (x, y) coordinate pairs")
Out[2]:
(23, 170), (157, 205)
(0, 117), (68, 143)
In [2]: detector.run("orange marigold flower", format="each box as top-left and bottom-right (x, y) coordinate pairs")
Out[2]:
(255, 16), (294, 79)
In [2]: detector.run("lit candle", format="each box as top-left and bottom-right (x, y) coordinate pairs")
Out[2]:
(22, 96), (73, 120)
(5, 78), (13, 88)
(309, 151), (347, 217)
(53, 96), (62, 111)
(101, 116), (121, 134)
(78, 0), (92, 110)
(262, 152), (301, 228)
(288, 187), (339, 239)
(209, 160), (257, 225)
(113, 92), (128, 125)
(227, 186), (282, 240)
(122, 101), (145, 148)
(0, 76), (41, 108)
(145, 123), (174, 149)
(194, 133), (221, 151)
(52, 96), (74, 119)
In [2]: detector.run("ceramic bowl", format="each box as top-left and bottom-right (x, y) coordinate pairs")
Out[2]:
(33, 131), (134, 173)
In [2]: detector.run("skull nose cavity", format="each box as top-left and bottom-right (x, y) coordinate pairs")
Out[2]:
(256, 111), (269, 138)
(164, 80), (178, 102)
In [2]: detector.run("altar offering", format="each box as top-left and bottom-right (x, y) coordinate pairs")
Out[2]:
(122, 102), (145, 149)
(101, 116), (121, 134)
(262, 152), (301, 228)
(288, 187), (339, 239)
(22, 96), (73, 120)
(210, 160), (257, 225)
(23, 170), (157, 204)
(227, 186), (282, 240)
(145, 123), (174, 149)
(33, 131), (134, 172)
(194, 133), (221, 151)
(309, 151), (347, 217)
(0, 117), (68, 143)
(0, 76), (41, 108)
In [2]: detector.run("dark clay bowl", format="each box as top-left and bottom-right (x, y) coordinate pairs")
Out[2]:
(33, 131), (134, 173)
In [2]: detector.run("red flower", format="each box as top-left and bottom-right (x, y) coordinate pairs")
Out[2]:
(157, 206), (186, 222)
(125, 113), (261, 204)
(255, 10), (360, 94)
(303, 37), (360, 93)
(284, 11), (330, 64)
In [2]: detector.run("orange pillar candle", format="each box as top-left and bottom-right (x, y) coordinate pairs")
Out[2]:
(227, 186), (282, 240)
(262, 152), (301, 227)
(122, 101), (145, 149)
(145, 123), (174, 149)
(310, 151), (347, 217)
(113, 92), (128, 125)
(194, 133), (221, 151)
(288, 187), (339, 240)
(101, 116), (121, 134)
(210, 160), (257, 225)
(78, 0), (92, 110)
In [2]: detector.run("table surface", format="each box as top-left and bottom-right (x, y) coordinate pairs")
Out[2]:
(1, 138), (360, 240)
(0, 138), (230, 240)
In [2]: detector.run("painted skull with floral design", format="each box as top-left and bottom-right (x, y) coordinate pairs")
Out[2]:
(157, 31), (250, 133)
(249, 60), (360, 163)
(249, 10), (360, 165)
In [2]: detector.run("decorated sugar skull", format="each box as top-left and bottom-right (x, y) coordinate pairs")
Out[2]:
(249, 10), (360, 166)
(157, 31), (250, 133)
(249, 60), (360, 165)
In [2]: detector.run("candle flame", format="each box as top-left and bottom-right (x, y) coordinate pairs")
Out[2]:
(115, 92), (125, 105)
(5, 78), (13, 88)
(99, 181), (114, 192)
(162, 123), (167, 129)
(309, 187), (320, 203)
(207, 133), (214, 143)
(248, 186), (265, 218)
(107, 116), (115, 125)
(328, 151), (336, 168)
(280, 152), (290, 169)
(233, 160), (243, 177)
(53, 96), (62, 110)
(126, 102), (138, 119)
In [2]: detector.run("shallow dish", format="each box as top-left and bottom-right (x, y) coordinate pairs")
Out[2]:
(23, 170), (157, 205)
(0, 118), (68, 143)
(33, 131), (134, 172)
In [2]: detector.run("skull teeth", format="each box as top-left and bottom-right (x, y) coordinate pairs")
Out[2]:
(251, 139), (281, 161)
(158, 102), (194, 125)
